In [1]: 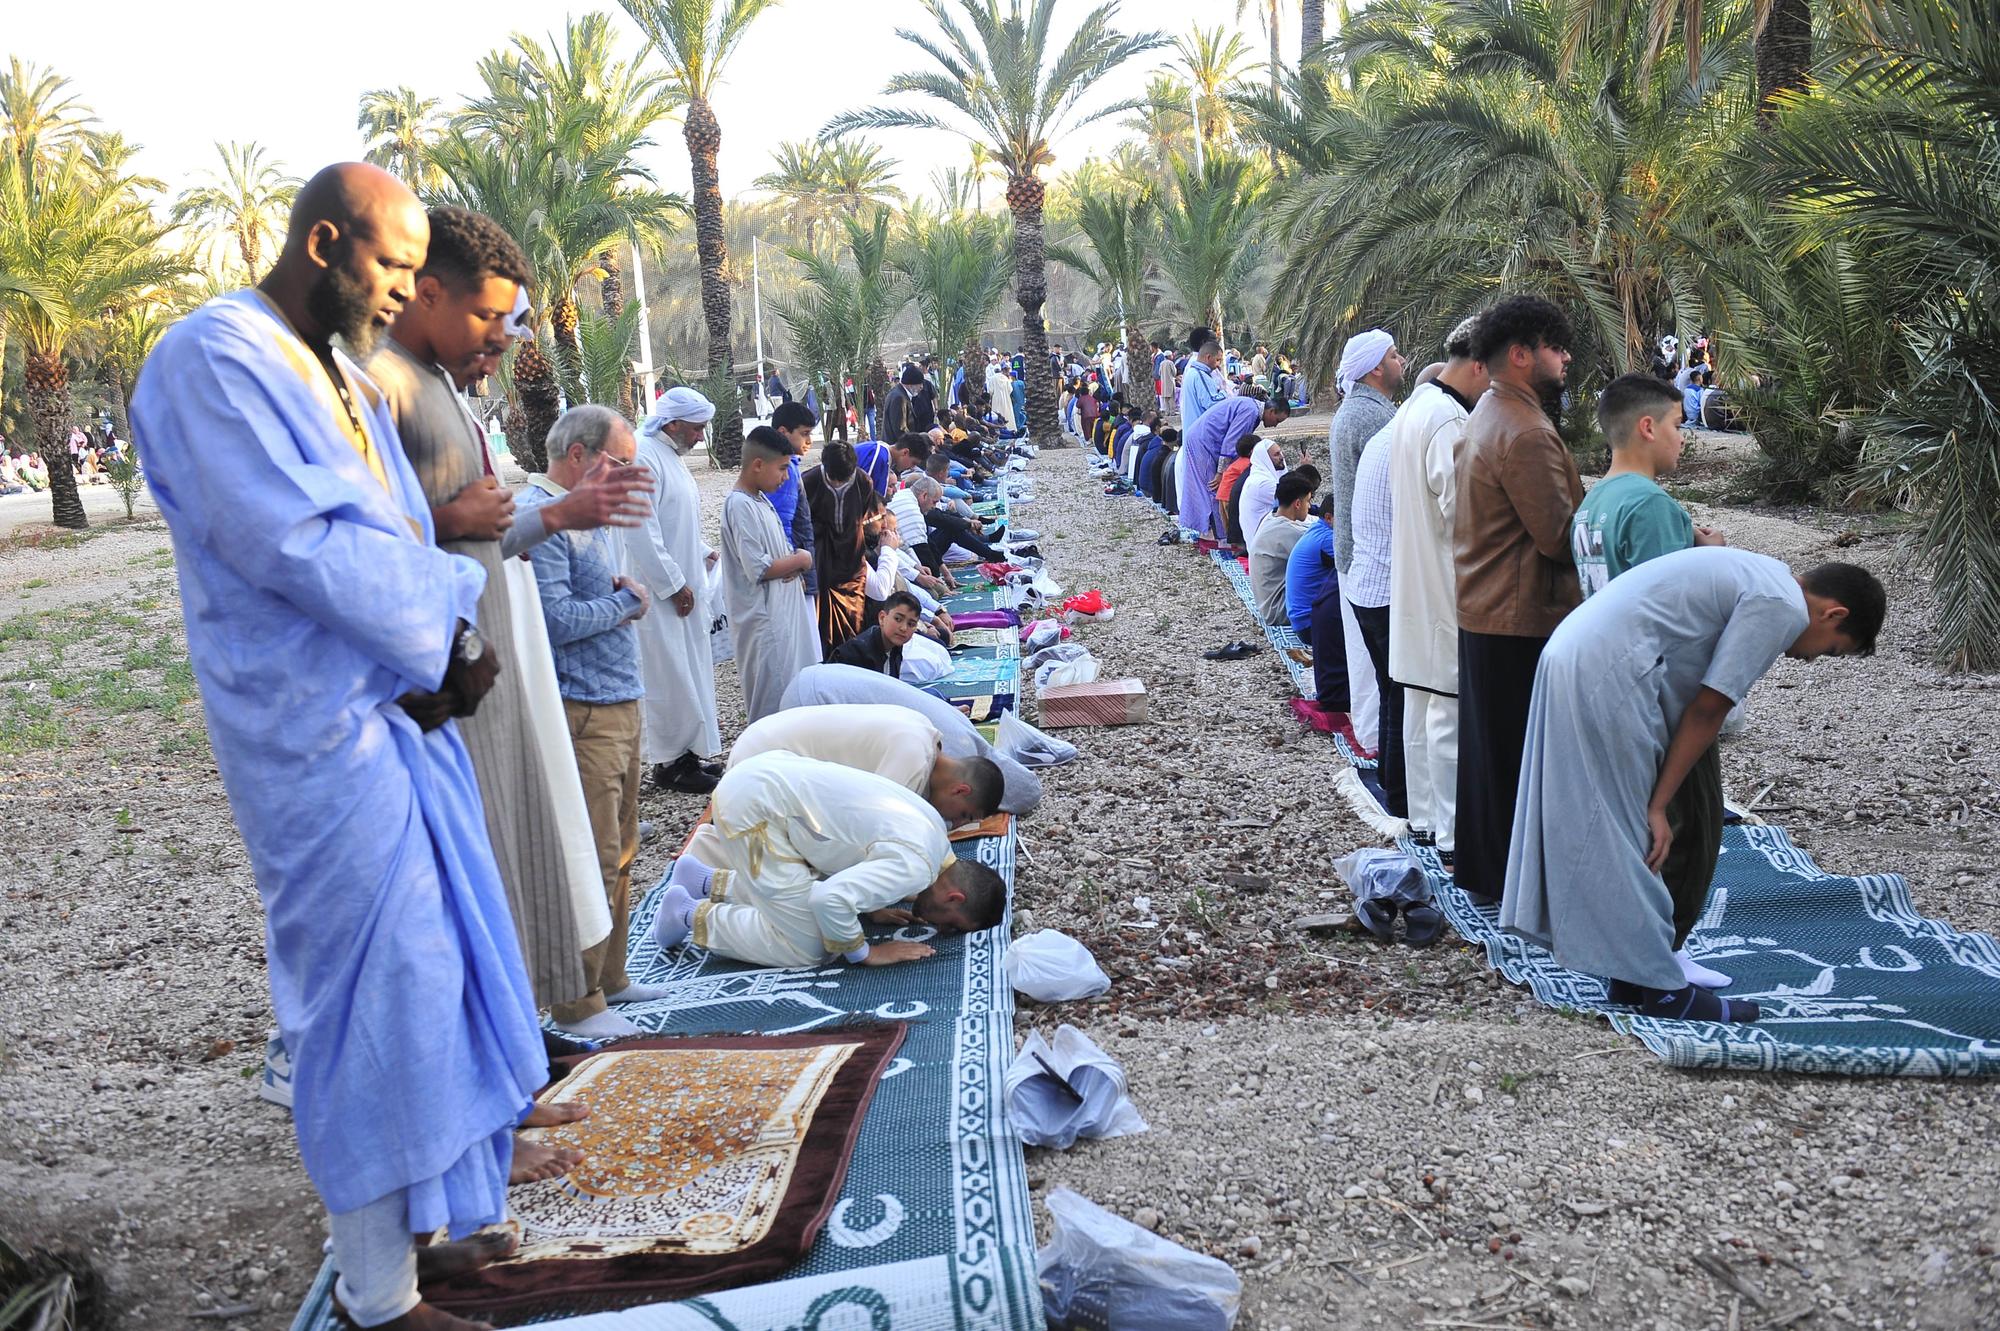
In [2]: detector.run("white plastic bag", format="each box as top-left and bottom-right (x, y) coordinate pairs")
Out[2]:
(996, 708), (1079, 769)
(704, 561), (733, 666)
(898, 631), (953, 684)
(1035, 651), (1100, 692)
(1037, 1188), (1241, 1331)
(1333, 848), (1430, 907)
(1004, 929), (1109, 1001)
(1005, 1025), (1146, 1149)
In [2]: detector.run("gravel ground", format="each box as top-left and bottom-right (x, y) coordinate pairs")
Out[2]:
(0, 440), (1995, 1331)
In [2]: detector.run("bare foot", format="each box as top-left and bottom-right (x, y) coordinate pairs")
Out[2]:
(413, 1229), (517, 1283)
(508, 1139), (583, 1186)
(521, 1100), (589, 1129)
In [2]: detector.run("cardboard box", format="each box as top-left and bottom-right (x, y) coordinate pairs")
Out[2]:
(1038, 678), (1148, 728)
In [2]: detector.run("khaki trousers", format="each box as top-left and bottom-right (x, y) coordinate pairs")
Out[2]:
(550, 698), (642, 1025)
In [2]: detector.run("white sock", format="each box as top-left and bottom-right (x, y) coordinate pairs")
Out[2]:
(652, 884), (699, 950)
(606, 981), (674, 1004)
(668, 855), (715, 898)
(1675, 949), (1731, 989)
(555, 1009), (640, 1040)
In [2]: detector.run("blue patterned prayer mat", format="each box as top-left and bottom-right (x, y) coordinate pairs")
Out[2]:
(1333, 729), (1379, 771)
(288, 830), (1043, 1331)
(942, 587), (1015, 614)
(1408, 827), (2000, 1077)
(920, 656), (1020, 719)
(1204, 551), (1321, 703)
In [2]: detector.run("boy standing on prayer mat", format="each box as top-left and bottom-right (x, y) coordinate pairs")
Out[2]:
(721, 426), (819, 722)
(1500, 549), (1884, 1024)
(1572, 373), (1727, 599)
(653, 752), (1009, 969)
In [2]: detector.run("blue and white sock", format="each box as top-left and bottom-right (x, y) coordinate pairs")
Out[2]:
(668, 855), (715, 898)
(652, 884), (699, 950)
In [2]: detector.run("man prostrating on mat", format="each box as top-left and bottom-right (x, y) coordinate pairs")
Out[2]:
(652, 751), (1008, 968)
(726, 703), (1005, 829)
(1500, 548), (1885, 1024)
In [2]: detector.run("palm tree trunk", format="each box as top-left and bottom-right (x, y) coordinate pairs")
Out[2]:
(1301, 1), (1323, 64)
(1124, 323), (1152, 413)
(599, 247), (636, 418)
(26, 358), (88, 530)
(961, 334), (985, 408)
(512, 342), (560, 473)
(1007, 177), (1062, 448)
(102, 364), (131, 443)
(1266, 0), (1282, 94)
(1756, 0), (1813, 124)
(685, 96), (741, 465)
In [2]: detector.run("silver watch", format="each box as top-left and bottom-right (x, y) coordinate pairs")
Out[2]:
(454, 625), (486, 664)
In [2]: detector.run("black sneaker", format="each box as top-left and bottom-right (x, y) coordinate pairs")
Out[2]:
(654, 755), (720, 794)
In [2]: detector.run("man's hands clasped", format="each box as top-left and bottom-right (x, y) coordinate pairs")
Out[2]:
(398, 619), (500, 732)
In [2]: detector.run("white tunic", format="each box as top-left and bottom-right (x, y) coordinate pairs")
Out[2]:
(719, 489), (820, 723)
(692, 752), (952, 968)
(726, 704), (942, 794)
(623, 434), (722, 763)
(1386, 382), (1471, 694)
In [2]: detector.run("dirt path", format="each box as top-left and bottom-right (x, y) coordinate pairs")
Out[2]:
(0, 445), (1995, 1330)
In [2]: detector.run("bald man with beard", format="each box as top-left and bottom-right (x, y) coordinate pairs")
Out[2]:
(133, 163), (545, 1331)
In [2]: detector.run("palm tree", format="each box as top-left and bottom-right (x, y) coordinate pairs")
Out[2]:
(96, 298), (180, 443)
(0, 148), (185, 528)
(1171, 25), (1255, 146)
(753, 141), (830, 244)
(1302, 1), (1324, 64)
(357, 87), (445, 192)
(892, 207), (1016, 384)
(1156, 152), (1267, 337)
(777, 210), (908, 443)
(1051, 185), (1158, 389)
(1237, 0), (1285, 98)
(1562, 0), (1814, 116)
(1125, 75), (1195, 174)
(1766, 0), (2000, 666)
(968, 142), (996, 211)
(819, 140), (906, 216)
(0, 58), (97, 184)
(826, 0), (1167, 447)
(171, 141), (298, 280)
(618, 0), (782, 465)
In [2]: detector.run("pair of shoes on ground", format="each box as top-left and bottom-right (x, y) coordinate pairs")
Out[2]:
(651, 752), (723, 795)
(1354, 897), (1445, 947)
(1203, 640), (1261, 661)
(1156, 529), (1182, 545)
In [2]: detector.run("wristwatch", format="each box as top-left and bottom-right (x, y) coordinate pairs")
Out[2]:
(454, 625), (487, 664)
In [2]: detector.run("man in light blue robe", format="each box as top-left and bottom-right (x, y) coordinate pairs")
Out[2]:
(1500, 548), (1884, 1025)
(132, 164), (546, 1331)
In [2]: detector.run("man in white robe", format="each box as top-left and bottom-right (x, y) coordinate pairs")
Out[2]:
(629, 386), (724, 794)
(1501, 550), (1882, 1023)
(132, 164), (544, 1331)
(726, 703), (1004, 825)
(986, 360), (1018, 431)
(652, 753), (1008, 969)
(781, 663), (1043, 812)
(1387, 319), (1487, 861)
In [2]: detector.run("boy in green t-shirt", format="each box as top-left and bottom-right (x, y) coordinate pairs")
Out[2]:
(1571, 373), (1726, 599)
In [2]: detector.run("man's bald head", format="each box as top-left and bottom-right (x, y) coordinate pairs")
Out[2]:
(274, 163), (429, 355)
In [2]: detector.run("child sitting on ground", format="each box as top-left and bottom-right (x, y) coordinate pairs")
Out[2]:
(829, 589), (923, 677)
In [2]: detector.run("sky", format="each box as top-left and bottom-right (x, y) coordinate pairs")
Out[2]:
(11, 0), (1294, 202)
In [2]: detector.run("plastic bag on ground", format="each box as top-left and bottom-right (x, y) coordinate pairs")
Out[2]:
(1334, 848), (1430, 908)
(1005, 1025), (1146, 1149)
(1035, 651), (1100, 692)
(996, 708), (1079, 769)
(1022, 618), (1064, 652)
(1037, 1187), (1241, 1331)
(1004, 929), (1109, 1001)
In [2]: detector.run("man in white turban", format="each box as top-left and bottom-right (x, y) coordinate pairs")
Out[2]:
(627, 386), (725, 793)
(1328, 329), (1406, 754)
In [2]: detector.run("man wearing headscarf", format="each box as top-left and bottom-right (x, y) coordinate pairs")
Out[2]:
(629, 386), (725, 794)
(1328, 329), (1406, 753)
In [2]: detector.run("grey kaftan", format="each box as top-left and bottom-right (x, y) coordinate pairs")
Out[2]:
(365, 340), (587, 1007)
(719, 488), (819, 722)
(1500, 548), (1807, 990)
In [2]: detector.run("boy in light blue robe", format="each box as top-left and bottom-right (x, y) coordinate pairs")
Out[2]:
(132, 164), (546, 1330)
(1500, 548), (1884, 1025)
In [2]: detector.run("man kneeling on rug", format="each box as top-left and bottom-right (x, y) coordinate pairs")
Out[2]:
(727, 703), (1004, 828)
(1501, 549), (1885, 1024)
(653, 751), (1008, 968)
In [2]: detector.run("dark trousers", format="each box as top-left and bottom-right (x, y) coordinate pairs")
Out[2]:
(1454, 629), (1547, 900)
(1351, 601), (1408, 818)
(1666, 744), (1726, 948)
(1308, 577), (1352, 712)
(925, 508), (1003, 562)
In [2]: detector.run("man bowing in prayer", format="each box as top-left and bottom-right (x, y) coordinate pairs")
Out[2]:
(1176, 389), (1291, 542)
(1501, 550), (1884, 1023)
(630, 386), (726, 795)
(651, 751), (1008, 969)
(132, 163), (547, 1331)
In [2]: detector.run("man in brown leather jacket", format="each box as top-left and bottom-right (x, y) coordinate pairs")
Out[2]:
(1452, 295), (1583, 901)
